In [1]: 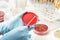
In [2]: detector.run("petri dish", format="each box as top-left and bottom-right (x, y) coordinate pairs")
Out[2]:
(34, 24), (48, 35)
(0, 11), (5, 22)
(54, 30), (60, 38)
(22, 12), (38, 26)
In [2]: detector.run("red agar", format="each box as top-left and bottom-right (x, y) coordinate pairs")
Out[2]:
(22, 12), (38, 26)
(34, 24), (48, 35)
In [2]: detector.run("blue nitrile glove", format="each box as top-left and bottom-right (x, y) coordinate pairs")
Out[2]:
(0, 10), (34, 40)
(1, 26), (33, 40)
(0, 10), (27, 35)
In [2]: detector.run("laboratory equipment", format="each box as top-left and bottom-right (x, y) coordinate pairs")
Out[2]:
(31, 0), (54, 3)
(54, 30), (60, 38)
(34, 24), (48, 35)
(47, 0), (54, 3)
(26, 0), (60, 40)
(22, 12), (38, 27)
(0, 11), (5, 22)
(54, 0), (60, 9)
(29, 0), (60, 31)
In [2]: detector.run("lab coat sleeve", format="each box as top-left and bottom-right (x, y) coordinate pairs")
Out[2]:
(0, 10), (26, 35)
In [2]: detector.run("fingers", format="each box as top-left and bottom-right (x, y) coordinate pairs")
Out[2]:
(1, 26), (29, 40)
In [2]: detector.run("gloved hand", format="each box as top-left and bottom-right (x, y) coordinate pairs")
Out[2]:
(0, 10), (33, 40)
(0, 10), (26, 34)
(1, 26), (33, 40)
